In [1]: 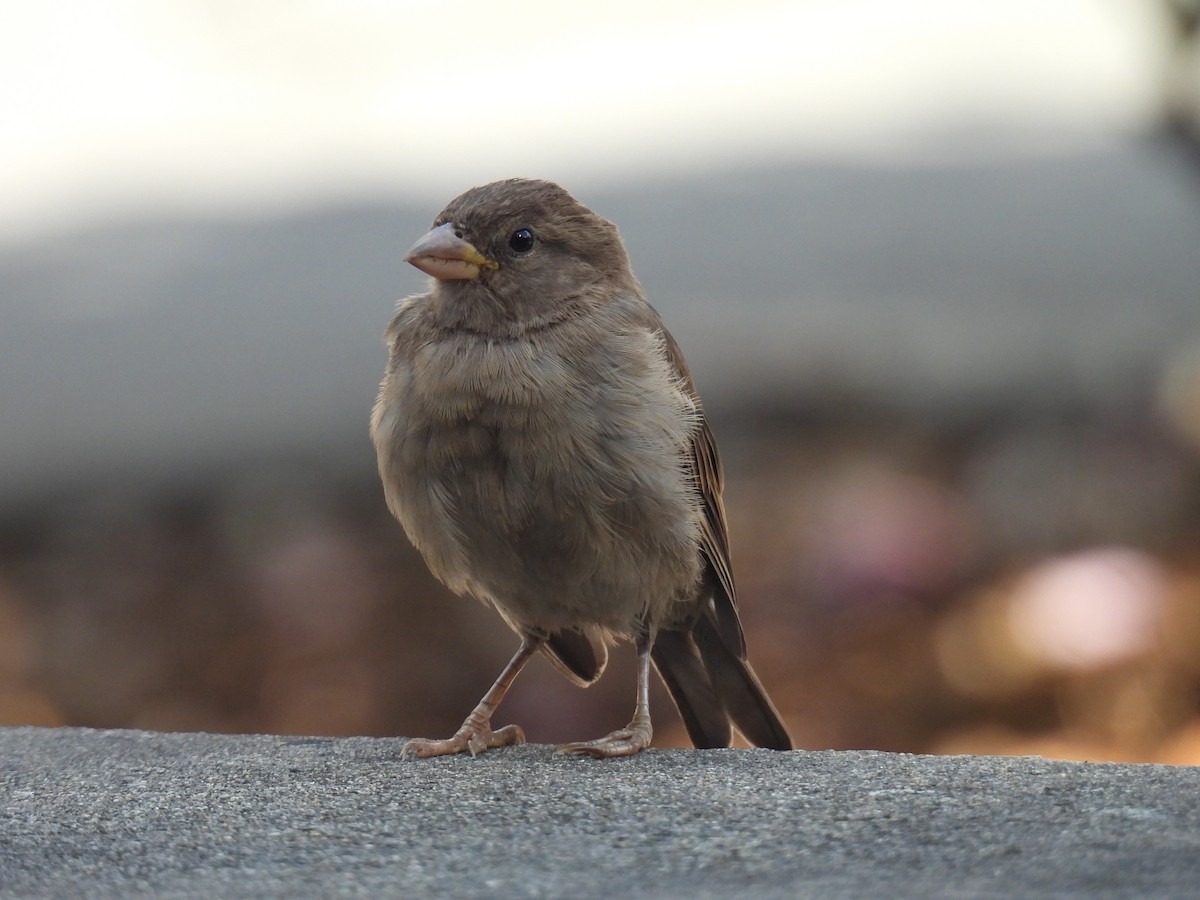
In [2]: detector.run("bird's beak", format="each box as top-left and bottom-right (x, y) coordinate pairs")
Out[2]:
(403, 222), (497, 281)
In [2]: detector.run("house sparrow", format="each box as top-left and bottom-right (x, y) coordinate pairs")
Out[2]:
(371, 178), (791, 758)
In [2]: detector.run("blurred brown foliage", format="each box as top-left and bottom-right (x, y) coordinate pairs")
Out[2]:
(3, 396), (1199, 765)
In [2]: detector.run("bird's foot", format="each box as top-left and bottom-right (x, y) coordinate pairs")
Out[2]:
(559, 719), (652, 759)
(402, 721), (525, 758)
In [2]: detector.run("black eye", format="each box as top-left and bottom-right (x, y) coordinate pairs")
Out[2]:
(508, 228), (535, 254)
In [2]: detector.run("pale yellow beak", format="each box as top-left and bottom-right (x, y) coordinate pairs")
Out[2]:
(403, 222), (497, 281)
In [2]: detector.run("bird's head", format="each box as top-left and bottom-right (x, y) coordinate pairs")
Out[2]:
(404, 179), (639, 328)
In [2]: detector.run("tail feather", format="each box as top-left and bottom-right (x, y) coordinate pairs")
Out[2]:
(693, 615), (792, 751)
(653, 618), (793, 752)
(651, 630), (732, 749)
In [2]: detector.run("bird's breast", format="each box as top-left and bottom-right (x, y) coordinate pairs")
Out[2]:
(372, 323), (704, 626)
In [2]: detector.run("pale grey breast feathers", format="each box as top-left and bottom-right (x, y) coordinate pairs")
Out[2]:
(371, 291), (705, 634)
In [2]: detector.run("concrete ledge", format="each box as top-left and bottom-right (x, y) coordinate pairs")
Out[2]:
(2, 727), (1198, 898)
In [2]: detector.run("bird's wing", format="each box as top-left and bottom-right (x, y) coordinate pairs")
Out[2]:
(652, 319), (792, 750)
(654, 323), (748, 659)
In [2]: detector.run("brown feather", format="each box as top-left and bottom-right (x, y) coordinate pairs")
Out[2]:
(372, 177), (792, 754)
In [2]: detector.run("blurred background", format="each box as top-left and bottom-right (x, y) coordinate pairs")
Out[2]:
(3, 0), (1200, 763)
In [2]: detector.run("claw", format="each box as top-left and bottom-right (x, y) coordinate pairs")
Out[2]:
(403, 722), (526, 759)
(561, 633), (656, 759)
(559, 722), (652, 759)
(402, 638), (540, 759)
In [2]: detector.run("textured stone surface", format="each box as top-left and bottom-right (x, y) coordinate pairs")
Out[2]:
(2, 727), (1198, 898)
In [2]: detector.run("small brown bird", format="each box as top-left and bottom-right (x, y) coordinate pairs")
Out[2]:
(371, 178), (791, 758)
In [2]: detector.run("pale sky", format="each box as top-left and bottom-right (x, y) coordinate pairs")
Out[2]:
(1, 0), (1168, 243)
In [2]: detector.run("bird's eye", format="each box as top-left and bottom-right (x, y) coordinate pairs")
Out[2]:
(508, 228), (535, 254)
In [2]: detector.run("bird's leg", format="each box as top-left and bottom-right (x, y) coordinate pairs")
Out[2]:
(560, 627), (655, 758)
(402, 635), (541, 758)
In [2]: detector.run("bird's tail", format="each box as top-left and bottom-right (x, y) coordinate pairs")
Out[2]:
(652, 616), (792, 750)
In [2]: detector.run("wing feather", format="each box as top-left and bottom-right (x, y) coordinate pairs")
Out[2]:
(653, 323), (747, 658)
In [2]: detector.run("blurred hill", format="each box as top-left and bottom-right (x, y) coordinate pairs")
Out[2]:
(3, 141), (1198, 505)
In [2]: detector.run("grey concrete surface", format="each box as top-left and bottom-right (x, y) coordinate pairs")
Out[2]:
(1, 727), (1197, 898)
